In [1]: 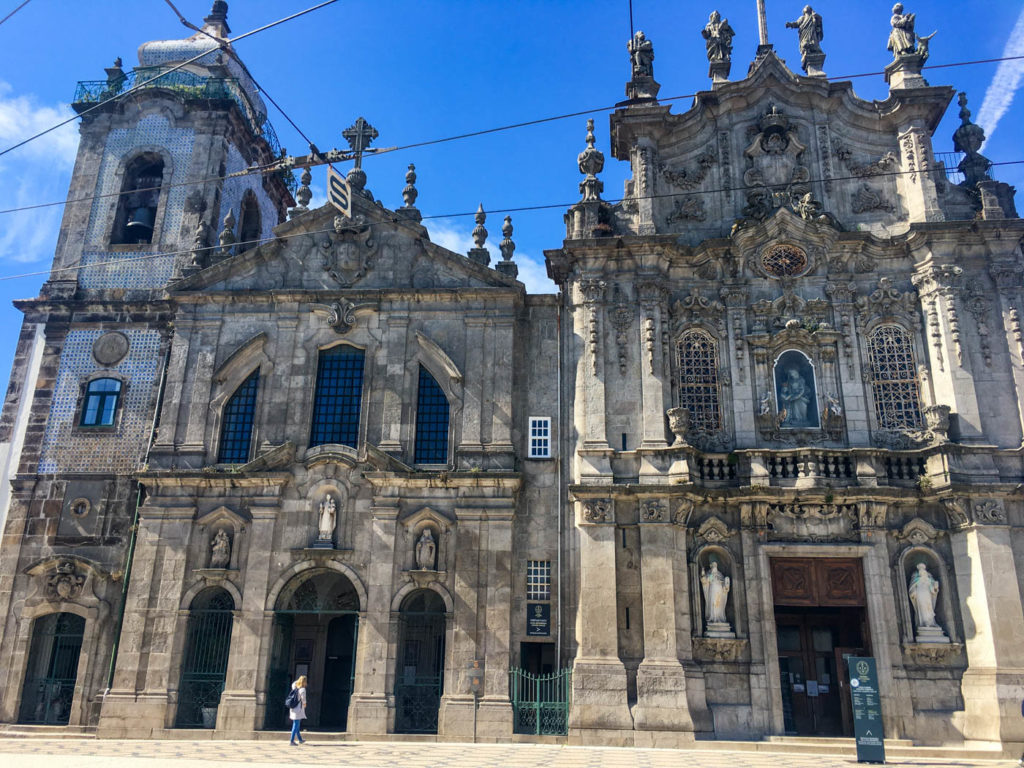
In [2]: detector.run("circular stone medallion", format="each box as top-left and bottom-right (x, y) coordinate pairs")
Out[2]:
(92, 332), (130, 366)
(761, 244), (809, 278)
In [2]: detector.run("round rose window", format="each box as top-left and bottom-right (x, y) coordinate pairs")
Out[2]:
(761, 244), (808, 277)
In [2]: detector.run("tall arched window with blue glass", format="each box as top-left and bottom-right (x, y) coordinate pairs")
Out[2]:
(217, 370), (260, 463)
(414, 366), (449, 464)
(310, 346), (365, 448)
(773, 350), (819, 429)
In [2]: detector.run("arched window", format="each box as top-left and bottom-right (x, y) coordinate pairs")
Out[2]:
(310, 346), (365, 448)
(80, 378), (122, 427)
(236, 191), (261, 254)
(414, 366), (449, 464)
(217, 369), (259, 464)
(868, 325), (923, 430)
(112, 154), (164, 244)
(675, 329), (722, 433)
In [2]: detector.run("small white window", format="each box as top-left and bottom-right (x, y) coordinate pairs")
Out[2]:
(528, 416), (552, 458)
(526, 560), (551, 601)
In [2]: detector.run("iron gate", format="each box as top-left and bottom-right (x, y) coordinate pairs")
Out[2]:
(510, 667), (571, 735)
(175, 589), (234, 727)
(19, 613), (85, 725)
(394, 590), (446, 734)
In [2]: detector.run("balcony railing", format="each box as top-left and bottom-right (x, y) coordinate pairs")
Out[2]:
(73, 66), (281, 156)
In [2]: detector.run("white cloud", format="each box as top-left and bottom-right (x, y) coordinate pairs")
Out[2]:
(426, 217), (557, 295)
(0, 83), (80, 267)
(977, 7), (1024, 148)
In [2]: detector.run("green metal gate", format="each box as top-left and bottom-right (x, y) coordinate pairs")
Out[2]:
(510, 667), (571, 735)
(19, 613), (85, 725)
(175, 588), (234, 728)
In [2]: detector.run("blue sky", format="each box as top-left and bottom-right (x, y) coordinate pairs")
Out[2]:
(0, 0), (1022, 390)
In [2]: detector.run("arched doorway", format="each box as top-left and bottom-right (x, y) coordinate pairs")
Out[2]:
(394, 589), (446, 734)
(175, 587), (235, 728)
(264, 570), (359, 731)
(19, 613), (85, 724)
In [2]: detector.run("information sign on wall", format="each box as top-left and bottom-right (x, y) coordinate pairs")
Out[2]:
(526, 603), (550, 636)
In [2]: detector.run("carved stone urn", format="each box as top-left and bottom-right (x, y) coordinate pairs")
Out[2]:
(666, 407), (691, 447)
(923, 404), (951, 443)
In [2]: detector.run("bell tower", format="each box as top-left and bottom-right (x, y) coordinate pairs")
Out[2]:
(46, 0), (291, 298)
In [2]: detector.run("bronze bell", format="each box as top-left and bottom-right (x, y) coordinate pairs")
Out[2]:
(125, 206), (155, 242)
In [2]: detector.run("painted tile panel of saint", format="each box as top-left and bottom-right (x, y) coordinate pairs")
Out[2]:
(773, 350), (819, 429)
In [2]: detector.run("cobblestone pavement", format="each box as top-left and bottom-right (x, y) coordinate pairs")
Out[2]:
(0, 738), (1017, 768)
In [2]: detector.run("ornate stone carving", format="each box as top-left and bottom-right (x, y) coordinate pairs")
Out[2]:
(786, 5), (825, 76)
(851, 183), (896, 214)
(895, 517), (942, 545)
(672, 287), (725, 332)
(766, 502), (859, 542)
(702, 10), (736, 83)
(663, 152), (717, 191)
(209, 529), (231, 569)
(832, 142), (898, 179)
(674, 499), (695, 526)
(92, 332), (130, 366)
(46, 561), (86, 601)
(319, 213), (378, 286)
(855, 276), (917, 323)
(666, 406), (690, 447)
(693, 637), (748, 663)
(718, 131), (732, 191)
(639, 498), (668, 522)
(940, 497), (970, 529)
(310, 300), (358, 334)
(903, 643), (962, 667)
(578, 119), (605, 202)
(626, 30), (660, 101)
(580, 278), (606, 374)
(973, 499), (1006, 524)
(962, 279), (994, 366)
(609, 290), (633, 376)
(667, 195), (707, 223)
(581, 499), (612, 524)
(741, 105), (810, 220)
(696, 515), (735, 543)
(923, 404), (951, 442)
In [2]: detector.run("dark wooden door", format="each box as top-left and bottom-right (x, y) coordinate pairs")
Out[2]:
(776, 609), (866, 736)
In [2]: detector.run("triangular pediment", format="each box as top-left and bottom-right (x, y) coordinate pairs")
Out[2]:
(172, 195), (521, 294)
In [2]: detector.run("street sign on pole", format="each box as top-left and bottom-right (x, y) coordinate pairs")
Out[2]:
(327, 165), (351, 218)
(847, 656), (886, 764)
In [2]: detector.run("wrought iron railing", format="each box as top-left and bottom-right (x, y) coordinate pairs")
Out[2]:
(73, 67), (281, 156)
(393, 677), (442, 733)
(19, 677), (76, 725)
(509, 667), (571, 735)
(934, 151), (966, 185)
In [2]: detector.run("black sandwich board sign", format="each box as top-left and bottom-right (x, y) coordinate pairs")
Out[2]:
(847, 656), (885, 764)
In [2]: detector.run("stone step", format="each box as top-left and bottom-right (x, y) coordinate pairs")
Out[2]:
(709, 738), (1009, 761)
(0, 724), (96, 739)
(764, 735), (914, 747)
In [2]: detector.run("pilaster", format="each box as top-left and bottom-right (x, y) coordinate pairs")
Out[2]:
(379, 314), (409, 453)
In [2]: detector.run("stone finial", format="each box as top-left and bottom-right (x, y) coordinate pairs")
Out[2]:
(218, 208), (236, 255)
(467, 204), (490, 266)
(496, 215), (518, 279)
(190, 218), (213, 268)
(403, 164), (418, 208)
(204, 0), (231, 35)
(288, 167), (313, 220)
(343, 116), (378, 196)
(953, 92), (992, 186)
(702, 11), (735, 82)
(577, 119), (605, 202)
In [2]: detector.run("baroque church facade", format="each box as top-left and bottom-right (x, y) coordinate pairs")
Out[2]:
(1, 1), (1023, 752)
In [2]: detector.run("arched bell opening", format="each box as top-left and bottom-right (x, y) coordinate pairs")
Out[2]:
(18, 612), (85, 725)
(112, 153), (164, 245)
(175, 587), (235, 728)
(263, 569), (360, 732)
(394, 589), (446, 734)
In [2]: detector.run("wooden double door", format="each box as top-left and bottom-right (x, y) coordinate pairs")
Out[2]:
(771, 558), (869, 737)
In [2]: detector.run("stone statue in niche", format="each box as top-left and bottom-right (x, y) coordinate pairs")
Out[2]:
(210, 529), (231, 568)
(415, 529), (437, 570)
(316, 494), (337, 545)
(908, 562), (949, 642)
(700, 559), (734, 637)
(774, 351), (820, 429)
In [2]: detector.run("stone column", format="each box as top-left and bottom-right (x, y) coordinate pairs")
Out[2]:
(98, 508), (192, 737)
(913, 265), (985, 444)
(575, 279), (612, 481)
(347, 502), (398, 736)
(458, 317), (487, 465)
(379, 315), (409, 453)
(637, 281), (669, 455)
(895, 122), (944, 224)
(217, 502), (277, 732)
(950, 501), (1024, 744)
(569, 498), (633, 741)
(180, 319), (221, 462)
(990, 262), (1024, 443)
(632, 497), (709, 745)
(488, 320), (515, 461)
(722, 286), (753, 445)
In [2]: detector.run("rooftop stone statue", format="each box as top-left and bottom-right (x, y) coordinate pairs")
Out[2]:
(702, 11), (735, 82)
(786, 5), (825, 76)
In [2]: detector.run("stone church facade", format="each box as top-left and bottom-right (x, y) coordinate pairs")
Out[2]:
(1, 2), (1023, 752)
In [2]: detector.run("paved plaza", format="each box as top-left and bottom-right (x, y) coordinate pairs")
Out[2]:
(0, 738), (1017, 768)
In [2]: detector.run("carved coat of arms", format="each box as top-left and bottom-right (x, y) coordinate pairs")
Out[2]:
(318, 214), (378, 286)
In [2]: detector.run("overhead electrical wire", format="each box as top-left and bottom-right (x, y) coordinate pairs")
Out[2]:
(0, 0), (340, 159)
(0, 0), (32, 29)
(0, 51), (1022, 220)
(1, 158), (1021, 286)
